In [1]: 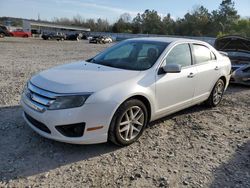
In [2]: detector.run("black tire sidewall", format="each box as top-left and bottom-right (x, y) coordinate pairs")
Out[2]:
(207, 79), (225, 107)
(109, 99), (148, 146)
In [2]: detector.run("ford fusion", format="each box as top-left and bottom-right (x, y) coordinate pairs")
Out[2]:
(21, 37), (231, 146)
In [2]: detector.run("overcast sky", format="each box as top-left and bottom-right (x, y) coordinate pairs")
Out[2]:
(0, 0), (249, 23)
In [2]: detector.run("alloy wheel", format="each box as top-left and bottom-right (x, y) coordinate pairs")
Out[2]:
(213, 81), (224, 105)
(118, 106), (145, 141)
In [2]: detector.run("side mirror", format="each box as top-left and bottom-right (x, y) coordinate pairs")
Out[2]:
(163, 63), (181, 73)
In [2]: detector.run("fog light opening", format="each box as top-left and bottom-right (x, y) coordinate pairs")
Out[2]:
(55, 123), (85, 137)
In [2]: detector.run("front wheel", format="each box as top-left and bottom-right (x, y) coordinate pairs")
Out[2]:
(108, 99), (148, 146)
(206, 79), (225, 107)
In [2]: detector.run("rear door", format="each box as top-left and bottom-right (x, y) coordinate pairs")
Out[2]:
(191, 44), (220, 102)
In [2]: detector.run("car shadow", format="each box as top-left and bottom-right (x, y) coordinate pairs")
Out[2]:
(0, 105), (120, 182)
(210, 141), (250, 188)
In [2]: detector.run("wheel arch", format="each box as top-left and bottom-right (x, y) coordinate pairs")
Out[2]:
(219, 76), (227, 86)
(120, 95), (152, 123)
(218, 75), (228, 92)
(107, 94), (153, 145)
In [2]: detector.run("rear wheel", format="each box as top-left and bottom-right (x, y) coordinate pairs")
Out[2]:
(206, 79), (225, 107)
(109, 99), (148, 146)
(0, 33), (4, 38)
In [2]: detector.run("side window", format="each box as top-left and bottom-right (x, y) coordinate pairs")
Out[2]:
(193, 44), (213, 64)
(165, 44), (192, 67)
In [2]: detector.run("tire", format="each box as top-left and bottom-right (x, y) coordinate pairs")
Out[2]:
(206, 79), (225, 107)
(0, 33), (4, 38)
(108, 99), (148, 146)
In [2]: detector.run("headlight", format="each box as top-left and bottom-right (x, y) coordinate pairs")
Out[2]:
(48, 95), (90, 110)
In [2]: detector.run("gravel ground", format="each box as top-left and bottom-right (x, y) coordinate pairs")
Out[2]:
(0, 37), (249, 188)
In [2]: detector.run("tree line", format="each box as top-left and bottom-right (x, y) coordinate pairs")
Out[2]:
(1, 0), (249, 37)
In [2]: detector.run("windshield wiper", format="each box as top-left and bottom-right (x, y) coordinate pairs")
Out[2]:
(89, 59), (115, 68)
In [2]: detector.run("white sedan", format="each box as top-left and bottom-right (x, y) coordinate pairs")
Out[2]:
(21, 37), (231, 146)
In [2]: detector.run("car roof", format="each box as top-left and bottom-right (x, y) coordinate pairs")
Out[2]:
(127, 37), (204, 44)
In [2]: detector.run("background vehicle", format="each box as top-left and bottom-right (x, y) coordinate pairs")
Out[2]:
(42, 32), (66, 41)
(215, 35), (250, 85)
(9, 29), (31, 37)
(21, 38), (231, 146)
(231, 65), (250, 85)
(89, 36), (102, 43)
(0, 25), (11, 38)
(89, 36), (112, 44)
(66, 33), (88, 41)
(102, 36), (112, 43)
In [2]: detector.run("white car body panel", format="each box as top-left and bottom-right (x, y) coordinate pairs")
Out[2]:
(155, 66), (197, 116)
(31, 61), (140, 93)
(21, 37), (231, 144)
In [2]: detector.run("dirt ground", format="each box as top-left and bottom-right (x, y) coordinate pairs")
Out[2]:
(0, 37), (249, 188)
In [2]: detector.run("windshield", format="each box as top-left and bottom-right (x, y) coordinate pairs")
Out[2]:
(89, 40), (169, 70)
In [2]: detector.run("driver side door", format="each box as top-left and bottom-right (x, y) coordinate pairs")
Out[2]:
(155, 43), (197, 117)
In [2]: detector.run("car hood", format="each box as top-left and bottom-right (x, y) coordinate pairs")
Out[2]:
(215, 35), (250, 52)
(30, 61), (141, 93)
(215, 35), (250, 66)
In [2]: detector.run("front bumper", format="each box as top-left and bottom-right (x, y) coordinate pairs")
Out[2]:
(21, 97), (118, 144)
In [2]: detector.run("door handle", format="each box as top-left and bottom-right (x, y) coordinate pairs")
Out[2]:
(187, 72), (195, 78)
(214, 66), (219, 70)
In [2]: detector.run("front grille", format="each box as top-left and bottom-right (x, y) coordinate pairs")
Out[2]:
(26, 82), (56, 109)
(24, 112), (51, 134)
